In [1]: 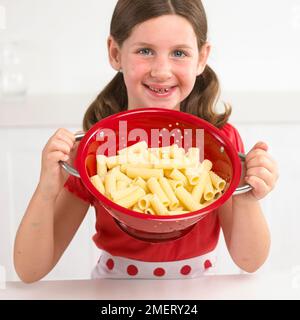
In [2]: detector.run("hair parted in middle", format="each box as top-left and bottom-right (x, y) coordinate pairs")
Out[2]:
(83, 0), (231, 132)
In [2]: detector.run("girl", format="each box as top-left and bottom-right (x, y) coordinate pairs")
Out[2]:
(14, 0), (278, 282)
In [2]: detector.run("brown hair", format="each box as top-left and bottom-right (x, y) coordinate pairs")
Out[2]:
(83, 0), (231, 131)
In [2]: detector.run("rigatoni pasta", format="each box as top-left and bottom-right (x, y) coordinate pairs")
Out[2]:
(116, 180), (129, 191)
(147, 177), (170, 206)
(90, 175), (105, 194)
(209, 171), (226, 191)
(90, 142), (227, 216)
(158, 176), (180, 210)
(175, 186), (203, 212)
(137, 194), (152, 210)
(150, 194), (169, 215)
(126, 167), (163, 180)
(96, 155), (107, 177)
(111, 185), (139, 202)
(116, 187), (146, 208)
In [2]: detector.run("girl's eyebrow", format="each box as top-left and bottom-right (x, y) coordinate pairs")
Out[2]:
(132, 42), (193, 50)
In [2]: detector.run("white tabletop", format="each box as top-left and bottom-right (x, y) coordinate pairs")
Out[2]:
(1, 272), (299, 300)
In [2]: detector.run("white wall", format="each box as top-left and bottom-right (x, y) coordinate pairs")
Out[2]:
(0, 0), (118, 94)
(0, 0), (300, 94)
(204, 0), (300, 91)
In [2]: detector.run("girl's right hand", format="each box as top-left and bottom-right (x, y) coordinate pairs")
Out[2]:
(38, 128), (76, 200)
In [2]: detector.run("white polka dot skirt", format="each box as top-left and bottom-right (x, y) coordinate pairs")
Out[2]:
(91, 250), (217, 279)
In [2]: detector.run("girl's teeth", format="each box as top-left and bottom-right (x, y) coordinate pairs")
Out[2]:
(149, 86), (170, 93)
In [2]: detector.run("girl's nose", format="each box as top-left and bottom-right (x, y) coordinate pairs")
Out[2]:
(150, 57), (172, 80)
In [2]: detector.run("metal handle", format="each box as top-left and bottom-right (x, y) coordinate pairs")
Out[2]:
(59, 132), (85, 178)
(233, 152), (253, 196)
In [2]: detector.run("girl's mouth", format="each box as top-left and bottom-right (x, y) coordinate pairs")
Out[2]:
(143, 84), (177, 98)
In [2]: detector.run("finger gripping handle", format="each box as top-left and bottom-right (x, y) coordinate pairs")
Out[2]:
(59, 132), (85, 178)
(233, 152), (253, 196)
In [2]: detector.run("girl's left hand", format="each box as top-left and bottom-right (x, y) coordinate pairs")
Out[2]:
(244, 141), (279, 200)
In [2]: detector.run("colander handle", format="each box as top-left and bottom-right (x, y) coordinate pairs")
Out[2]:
(233, 152), (253, 195)
(59, 132), (85, 178)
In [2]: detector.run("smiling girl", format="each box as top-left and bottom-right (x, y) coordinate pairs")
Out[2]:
(14, 0), (278, 282)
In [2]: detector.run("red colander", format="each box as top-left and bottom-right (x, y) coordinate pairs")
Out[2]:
(61, 108), (251, 242)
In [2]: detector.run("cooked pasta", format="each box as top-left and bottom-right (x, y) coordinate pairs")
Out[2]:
(96, 155), (107, 177)
(158, 176), (180, 210)
(116, 180), (129, 191)
(126, 167), (164, 180)
(90, 175), (105, 194)
(118, 140), (148, 155)
(112, 185), (139, 202)
(137, 193), (153, 210)
(175, 186), (203, 212)
(150, 194), (169, 215)
(132, 176), (150, 193)
(90, 142), (227, 216)
(116, 187), (146, 208)
(104, 166), (118, 198)
(203, 174), (215, 202)
(147, 177), (170, 206)
(209, 171), (226, 191)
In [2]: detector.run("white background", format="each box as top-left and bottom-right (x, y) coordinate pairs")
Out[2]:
(0, 0), (300, 283)
(0, 0), (300, 94)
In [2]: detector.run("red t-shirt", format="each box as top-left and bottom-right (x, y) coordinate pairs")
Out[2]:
(64, 123), (244, 262)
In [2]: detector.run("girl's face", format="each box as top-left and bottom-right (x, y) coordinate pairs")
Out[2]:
(108, 15), (210, 110)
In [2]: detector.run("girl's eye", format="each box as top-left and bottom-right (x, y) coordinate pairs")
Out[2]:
(138, 48), (153, 56)
(172, 50), (187, 58)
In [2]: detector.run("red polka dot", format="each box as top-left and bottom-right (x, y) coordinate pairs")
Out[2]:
(153, 267), (165, 277)
(204, 259), (212, 269)
(180, 265), (192, 275)
(106, 258), (114, 270)
(127, 265), (138, 276)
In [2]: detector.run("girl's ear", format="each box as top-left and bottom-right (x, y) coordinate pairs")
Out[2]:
(197, 42), (211, 76)
(107, 36), (122, 71)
